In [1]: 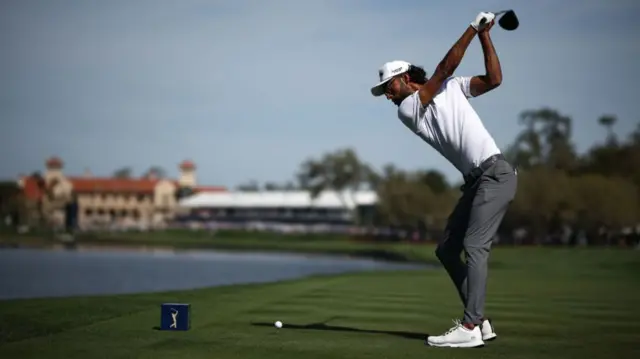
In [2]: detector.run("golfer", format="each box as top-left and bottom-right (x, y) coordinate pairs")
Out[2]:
(370, 12), (518, 348)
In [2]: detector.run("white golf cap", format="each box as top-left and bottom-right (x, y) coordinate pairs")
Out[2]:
(370, 60), (412, 96)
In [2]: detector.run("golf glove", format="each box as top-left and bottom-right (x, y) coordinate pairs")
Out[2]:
(470, 12), (495, 31)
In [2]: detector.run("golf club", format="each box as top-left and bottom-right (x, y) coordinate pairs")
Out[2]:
(480, 9), (519, 31)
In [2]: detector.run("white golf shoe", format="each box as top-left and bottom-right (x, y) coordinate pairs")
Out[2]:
(426, 319), (484, 348)
(481, 318), (497, 341)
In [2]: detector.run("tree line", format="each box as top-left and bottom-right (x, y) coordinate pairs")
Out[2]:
(288, 107), (640, 245)
(2, 106), (638, 246)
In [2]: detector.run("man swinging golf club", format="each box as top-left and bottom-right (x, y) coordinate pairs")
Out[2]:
(370, 12), (518, 348)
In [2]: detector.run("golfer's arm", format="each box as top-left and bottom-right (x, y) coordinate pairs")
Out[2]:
(418, 26), (477, 106)
(469, 32), (502, 97)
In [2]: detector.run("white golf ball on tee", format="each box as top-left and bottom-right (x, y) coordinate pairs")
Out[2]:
(274, 321), (283, 328)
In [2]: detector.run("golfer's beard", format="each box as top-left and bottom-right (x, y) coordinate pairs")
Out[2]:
(393, 86), (411, 106)
(392, 94), (407, 106)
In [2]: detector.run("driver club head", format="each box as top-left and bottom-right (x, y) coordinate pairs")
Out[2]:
(497, 10), (519, 31)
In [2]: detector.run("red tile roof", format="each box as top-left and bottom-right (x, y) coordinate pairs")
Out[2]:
(194, 185), (225, 193)
(180, 160), (196, 170)
(46, 156), (63, 168)
(68, 177), (160, 193)
(21, 177), (46, 200)
(20, 175), (226, 199)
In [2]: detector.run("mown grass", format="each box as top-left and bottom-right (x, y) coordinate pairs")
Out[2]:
(1, 244), (638, 359)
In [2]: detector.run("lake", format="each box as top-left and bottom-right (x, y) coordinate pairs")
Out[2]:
(0, 247), (425, 300)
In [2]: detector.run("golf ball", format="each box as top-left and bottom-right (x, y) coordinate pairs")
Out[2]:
(275, 321), (283, 328)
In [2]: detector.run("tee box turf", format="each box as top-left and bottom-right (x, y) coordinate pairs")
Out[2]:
(160, 303), (191, 331)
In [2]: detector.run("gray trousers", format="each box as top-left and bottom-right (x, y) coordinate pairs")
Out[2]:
(435, 157), (517, 325)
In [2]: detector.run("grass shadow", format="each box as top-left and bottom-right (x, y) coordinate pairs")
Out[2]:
(250, 318), (428, 341)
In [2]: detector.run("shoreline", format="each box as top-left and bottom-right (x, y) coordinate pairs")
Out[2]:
(0, 244), (427, 302)
(0, 234), (439, 266)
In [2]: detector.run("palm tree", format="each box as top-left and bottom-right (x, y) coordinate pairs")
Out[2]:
(598, 115), (617, 144)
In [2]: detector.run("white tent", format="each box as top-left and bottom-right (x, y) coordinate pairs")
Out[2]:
(178, 190), (377, 210)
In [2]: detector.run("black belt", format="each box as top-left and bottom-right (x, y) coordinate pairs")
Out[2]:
(462, 153), (505, 187)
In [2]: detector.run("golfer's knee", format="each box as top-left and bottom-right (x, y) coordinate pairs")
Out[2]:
(435, 244), (457, 263)
(464, 244), (490, 264)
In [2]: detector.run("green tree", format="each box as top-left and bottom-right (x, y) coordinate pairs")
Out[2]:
(631, 122), (640, 145)
(372, 166), (456, 230)
(298, 149), (368, 196)
(577, 118), (640, 193)
(143, 166), (166, 179)
(263, 182), (280, 191)
(598, 115), (617, 145)
(571, 174), (639, 229)
(113, 167), (132, 178)
(506, 108), (577, 171)
(236, 180), (260, 192)
(415, 169), (450, 194)
(507, 168), (576, 242)
(297, 148), (371, 222)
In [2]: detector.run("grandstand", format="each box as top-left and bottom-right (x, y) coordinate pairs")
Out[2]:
(175, 190), (377, 227)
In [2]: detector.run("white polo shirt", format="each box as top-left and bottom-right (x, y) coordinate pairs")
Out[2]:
(397, 76), (501, 176)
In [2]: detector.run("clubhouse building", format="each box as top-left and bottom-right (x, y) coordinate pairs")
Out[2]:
(16, 157), (225, 230)
(11, 157), (377, 231)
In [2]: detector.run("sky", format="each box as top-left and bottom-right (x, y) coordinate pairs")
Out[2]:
(1, 0), (639, 188)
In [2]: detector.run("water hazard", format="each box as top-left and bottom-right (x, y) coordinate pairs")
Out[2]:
(0, 246), (425, 300)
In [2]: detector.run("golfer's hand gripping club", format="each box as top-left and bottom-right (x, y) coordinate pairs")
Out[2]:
(470, 12), (495, 32)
